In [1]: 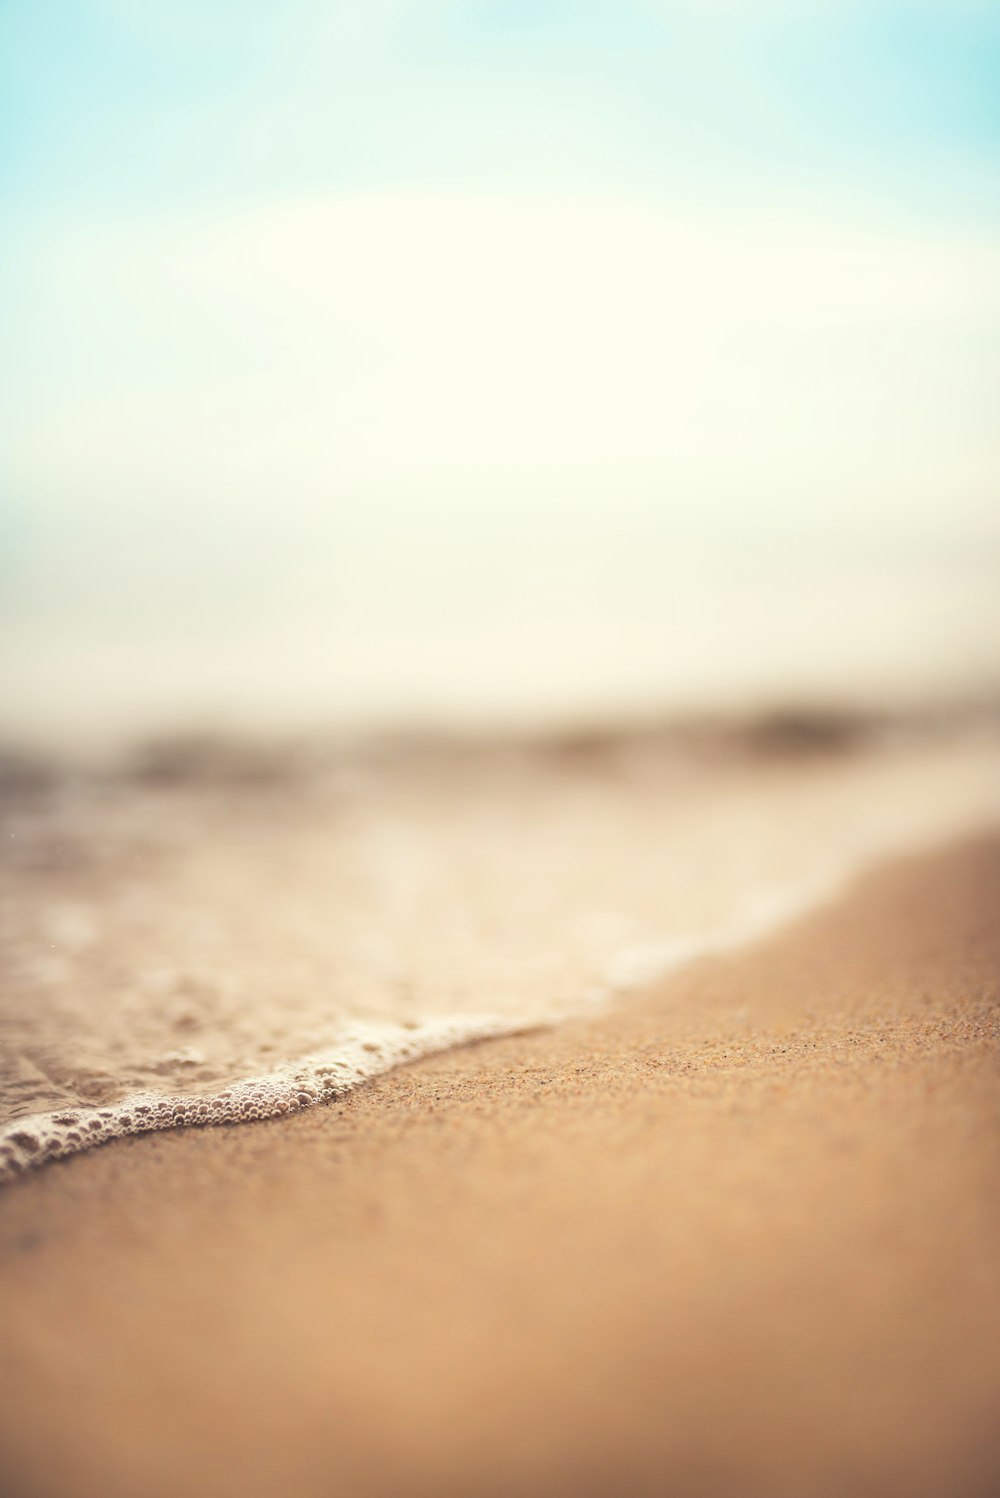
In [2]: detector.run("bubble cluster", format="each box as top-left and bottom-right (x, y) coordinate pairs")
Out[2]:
(0, 1015), (519, 1183)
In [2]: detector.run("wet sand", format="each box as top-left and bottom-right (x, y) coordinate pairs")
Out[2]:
(0, 831), (998, 1498)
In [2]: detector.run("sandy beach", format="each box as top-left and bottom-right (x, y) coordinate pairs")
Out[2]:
(6, 2), (1000, 1491)
(1, 824), (998, 1498)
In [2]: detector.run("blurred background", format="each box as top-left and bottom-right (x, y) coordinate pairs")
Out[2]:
(2, 0), (999, 748)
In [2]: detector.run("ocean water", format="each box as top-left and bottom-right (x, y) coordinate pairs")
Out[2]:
(4, 525), (1000, 748)
(1, 726), (997, 1180)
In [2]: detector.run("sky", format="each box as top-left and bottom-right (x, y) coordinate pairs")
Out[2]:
(2, 1), (999, 739)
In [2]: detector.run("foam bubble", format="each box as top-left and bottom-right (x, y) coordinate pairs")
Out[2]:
(0, 1016), (524, 1182)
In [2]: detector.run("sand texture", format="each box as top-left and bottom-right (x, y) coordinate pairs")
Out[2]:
(0, 831), (998, 1498)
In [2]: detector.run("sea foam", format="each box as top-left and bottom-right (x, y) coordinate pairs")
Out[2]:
(2, 730), (996, 1183)
(0, 1015), (524, 1182)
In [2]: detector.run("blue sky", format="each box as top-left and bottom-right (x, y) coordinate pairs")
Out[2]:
(2, 1), (999, 217)
(2, 2), (999, 736)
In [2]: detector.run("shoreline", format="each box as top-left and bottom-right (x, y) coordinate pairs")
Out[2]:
(0, 847), (849, 1184)
(4, 724), (998, 1183)
(1, 832), (998, 1497)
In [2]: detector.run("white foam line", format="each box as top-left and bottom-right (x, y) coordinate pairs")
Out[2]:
(3, 815), (995, 1184)
(0, 1015), (524, 1184)
(0, 865), (849, 1184)
(599, 803), (1000, 1000)
(601, 864), (846, 996)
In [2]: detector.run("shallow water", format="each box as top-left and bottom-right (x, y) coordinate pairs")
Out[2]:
(1, 729), (997, 1179)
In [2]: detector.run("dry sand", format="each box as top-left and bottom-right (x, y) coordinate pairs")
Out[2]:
(0, 832), (999, 1498)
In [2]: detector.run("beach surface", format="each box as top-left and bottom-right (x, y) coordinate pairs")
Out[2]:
(1, 824), (998, 1498)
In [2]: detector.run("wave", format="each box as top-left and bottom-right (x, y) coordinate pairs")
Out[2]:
(0, 864), (855, 1184)
(0, 1015), (526, 1183)
(3, 727), (996, 1184)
